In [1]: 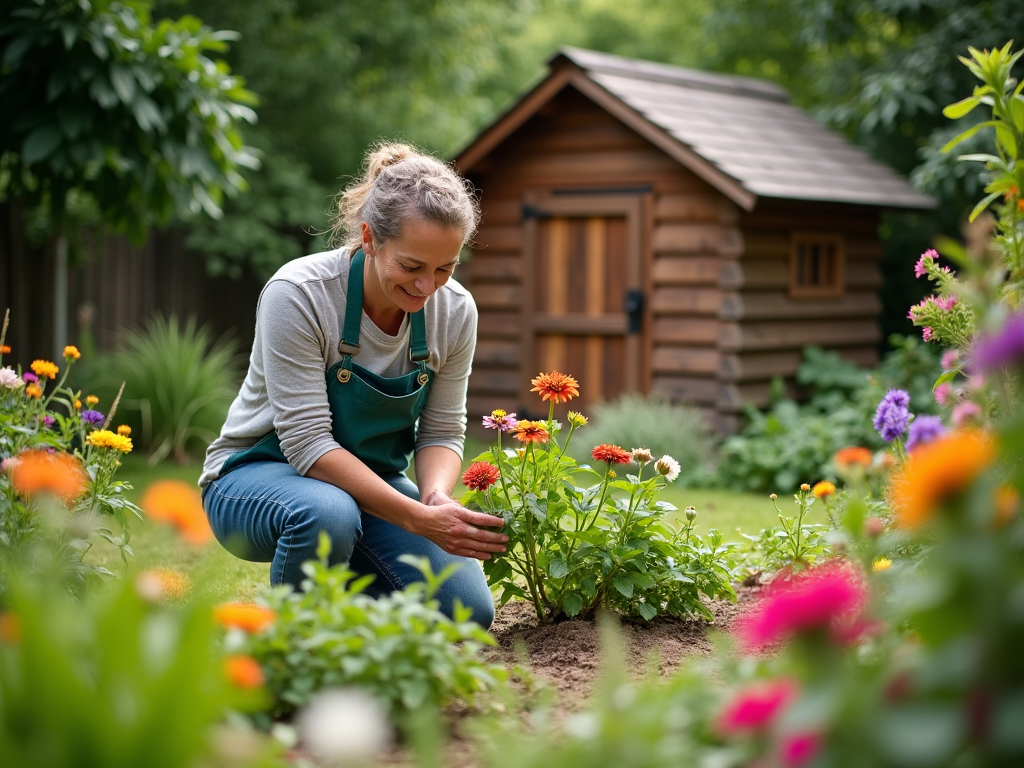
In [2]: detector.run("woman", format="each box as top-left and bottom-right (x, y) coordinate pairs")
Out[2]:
(200, 143), (506, 627)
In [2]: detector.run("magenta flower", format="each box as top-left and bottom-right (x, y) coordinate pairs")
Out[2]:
(780, 732), (822, 768)
(914, 249), (938, 278)
(922, 327), (933, 342)
(933, 382), (952, 406)
(22, 372), (38, 383)
(482, 410), (518, 431)
(935, 295), (957, 311)
(941, 349), (959, 370)
(952, 401), (982, 428)
(736, 562), (867, 651)
(716, 679), (797, 735)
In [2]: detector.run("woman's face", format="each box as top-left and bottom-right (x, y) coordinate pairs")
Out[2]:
(361, 219), (463, 315)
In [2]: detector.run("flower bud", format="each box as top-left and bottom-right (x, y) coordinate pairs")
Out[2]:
(800, 483), (811, 492)
(684, 506), (697, 521)
(864, 517), (885, 538)
(631, 448), (653, 465)
(769, 493), (778, 500)
(567, 411), (588, 428)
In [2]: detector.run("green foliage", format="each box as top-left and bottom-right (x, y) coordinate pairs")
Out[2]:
(0, 0), (258, 241)
(571, 394), (717, 487)
(85, 314), (242, 464)
(738, 487), (829, 578)
(235, 541), (507, 724)
(0, 575), (280, 768)
(464, 404), (736, 623)
(719, 338), (942, 493)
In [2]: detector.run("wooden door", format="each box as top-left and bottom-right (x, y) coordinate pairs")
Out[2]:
(521, 193), (647, 415)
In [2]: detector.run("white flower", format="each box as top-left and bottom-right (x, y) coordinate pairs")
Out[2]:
(0, 367), (23, 390)
(296, 688), (393, 763)
(631, 447), (653, 465)
(654, 454), (680, 482)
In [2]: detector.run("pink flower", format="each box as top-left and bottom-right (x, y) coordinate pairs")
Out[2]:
(735, 562), (868, 651)
(922, 327), (933, 342)
(941, 349), (959, 370)
(914, 249), (938, 278)
(780, 732), (822, 767)
(952, 401), (982, 428)
(933, 382), (953, 406)
(716, 679), (797, 735)
(935, 295), (957, 311)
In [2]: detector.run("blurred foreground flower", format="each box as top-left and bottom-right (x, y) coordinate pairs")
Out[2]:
(225, 654), (265, 688)
(972, 312), (1024, 371)
(214, 602), (277, 633)
(10, 449), (89, 504)
(296, 688), (393, 764)
(141, 480), (213, 544)
(811, 481), (835, 498)
(716, 678), (796, 735)
(135, 568), (192, 602)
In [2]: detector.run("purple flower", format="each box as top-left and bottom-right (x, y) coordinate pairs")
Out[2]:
(482, 410), (518, 432)
(972, 313), (1024, 372)
(43, 415), (55, 428)
(906, 415), (946, 452)
(873, 389), (911, 443)
(23, 372), (38, 383)
(81, 409), (105, 427)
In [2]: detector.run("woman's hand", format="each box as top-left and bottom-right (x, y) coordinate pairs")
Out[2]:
(413, 495), (507, 561)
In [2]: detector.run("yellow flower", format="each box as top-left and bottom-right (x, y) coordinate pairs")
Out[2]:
(25, 383), (41, 399)
(85, 395), (99, 406)
(30, 360), (58, 379)
(74, 399), (82, 410)
(63, 346), (81, 360)
(800, 483), (811, 492)
(86, 429), (133, 453)
(117, 424), (132, 436)
(812, 481), (836, 498)
(872, 558), (892, 572)
(567, 411), (588, 428)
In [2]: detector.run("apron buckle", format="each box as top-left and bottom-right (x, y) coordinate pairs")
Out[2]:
(338, 341), (361, 356)
(337, 368), (353, 384)
(417, 372), (429, 386)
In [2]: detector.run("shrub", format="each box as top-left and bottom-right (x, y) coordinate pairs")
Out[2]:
(571, 394), (717, 487)
(85, 314), (242, 464)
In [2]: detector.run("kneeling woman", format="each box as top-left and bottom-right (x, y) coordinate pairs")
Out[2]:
(200, 143), (506, 627)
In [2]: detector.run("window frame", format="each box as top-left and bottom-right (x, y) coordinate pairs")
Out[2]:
(788, 231), (846, 299)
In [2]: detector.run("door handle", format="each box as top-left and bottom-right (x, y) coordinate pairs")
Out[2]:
(624, 289), (644, 334)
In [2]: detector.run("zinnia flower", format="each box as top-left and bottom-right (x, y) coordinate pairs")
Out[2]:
(30, 360), (58, 379)
(655, 454), (681, 481)
(86, 429), (132, 453)
(81, 409), (105, 427)
(890, 430), (995, 528)
(482, 409), (518, 431)
(811, 481), (835, 498)
(224, 655), (265, 688)
(530, 371), (579, 404)
(141, 480), (213, 544)
(716, 679), (797, 735)
(462, 461), (501, 491)
(0, 345), (9, 355)
(631, 448), (653, 465)
(512, 420), (549, 444)
(872, 389), (911, 442)
(25, 383), (41, 399)
(592, 444), (631, 464)
(214, 602), (277, 633)
(63, 345), (81, 360)
(905, 415), (945, 452)
(0, 367), (23, 389)
(10, 449), (89, 504)
(735, 561), (868, 651)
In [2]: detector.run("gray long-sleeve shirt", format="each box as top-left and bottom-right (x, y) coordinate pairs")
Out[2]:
(199, 247), (477, 488)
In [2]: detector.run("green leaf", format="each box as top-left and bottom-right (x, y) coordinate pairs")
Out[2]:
(932, 369), (959, 390)
(637, 602), (657, 621)
(548, 558), (569, 579)
(21, 124), (62, 163)
(968, 191), (1001, 222)
(942, 96), (979, 119)
(562, 593), (583, 617)
(612, 576), (634, 598)
(940, 120), (996, 153)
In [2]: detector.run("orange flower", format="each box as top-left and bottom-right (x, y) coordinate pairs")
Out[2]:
(25, 383), (41, 399)
(85, 395), (99, 406)
(995, 485), (1019, 527)
(117, 424), (131, 436)
(63, 346), (81, 360)
(136, 568), (192, 602)
(812, 481), (836, 498)
(141, 480), (214, 544)
(530, 371), (579, 404)
(461, 461), (501, 491)
(512, 420), (549, 444)
(74, 399), (82, 410)
(591, 444), (631, 464)
(214, 602), (277, 633)
(891, 430), (996, 528)
(30, 360), (58, 379)
(0, 345), (10, 355)
(11, 449), (89, 504)
(224, 655), (265, 688)
(835, 447), (873, 468)
(0, 612), (20, 644)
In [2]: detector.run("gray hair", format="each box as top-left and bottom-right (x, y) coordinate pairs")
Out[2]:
(332, 142), (479, 251)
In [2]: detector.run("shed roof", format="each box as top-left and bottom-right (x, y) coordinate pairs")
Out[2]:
(456, 47), (935, 212)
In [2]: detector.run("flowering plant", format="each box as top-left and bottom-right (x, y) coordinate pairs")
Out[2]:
(461, 372), (736, 623)
(0, 311), (140, 594)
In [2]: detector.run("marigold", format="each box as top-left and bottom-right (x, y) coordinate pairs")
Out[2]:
(530, 371), (579, 404)
(117, 424), (132, 436)
(85, 395), (99, 406)
(86, 429), (133, 453)
(512, 420), (549, 444)
(25, 383), (41, 398)
(74, 399), (82, 410)
(592, 444), (631, 464)
(224, 655), (265, 688)
(811, 481), (835, 498)
(30, 359), (58, 379)
(141, 480), (213, 544)
(214, 602), (277, 633)
(0, 345), (10, 355)
(0, 612), (20, 644)
(835, 446), (873, 467)
(890, 430), (996, 528)
(63, 345), (81, 360)
(10, 449), (89, 504)
(462, 461), (501, 491)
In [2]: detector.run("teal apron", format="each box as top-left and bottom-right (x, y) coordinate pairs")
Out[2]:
(220, 249), (434, 476)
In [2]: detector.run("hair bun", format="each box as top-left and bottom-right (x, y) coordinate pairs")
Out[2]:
(367, 142), (415, 181)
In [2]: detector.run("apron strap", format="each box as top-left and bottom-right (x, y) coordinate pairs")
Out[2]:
(338, 248), (431, 365)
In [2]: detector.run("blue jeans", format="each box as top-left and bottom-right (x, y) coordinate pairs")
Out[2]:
(202, 461), (495, 628)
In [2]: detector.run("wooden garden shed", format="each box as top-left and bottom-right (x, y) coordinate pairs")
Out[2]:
(454, 47), (935, 432)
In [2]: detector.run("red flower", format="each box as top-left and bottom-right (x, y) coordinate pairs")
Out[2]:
(834, 446), (873, 468)
(736, 561), (867, 651)
(462, 462), (500, 491)
(780, 732), (821, 768)
(512, 420), (550, 444)
(716, 679), (797, 735)
(530, 371), (580, 404)
(591, 444), (631, 464)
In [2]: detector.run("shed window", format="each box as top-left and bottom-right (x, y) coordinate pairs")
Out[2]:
(789, 233), (844, 298)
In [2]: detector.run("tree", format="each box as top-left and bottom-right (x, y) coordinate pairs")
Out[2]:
(0, 0), (258, 242)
